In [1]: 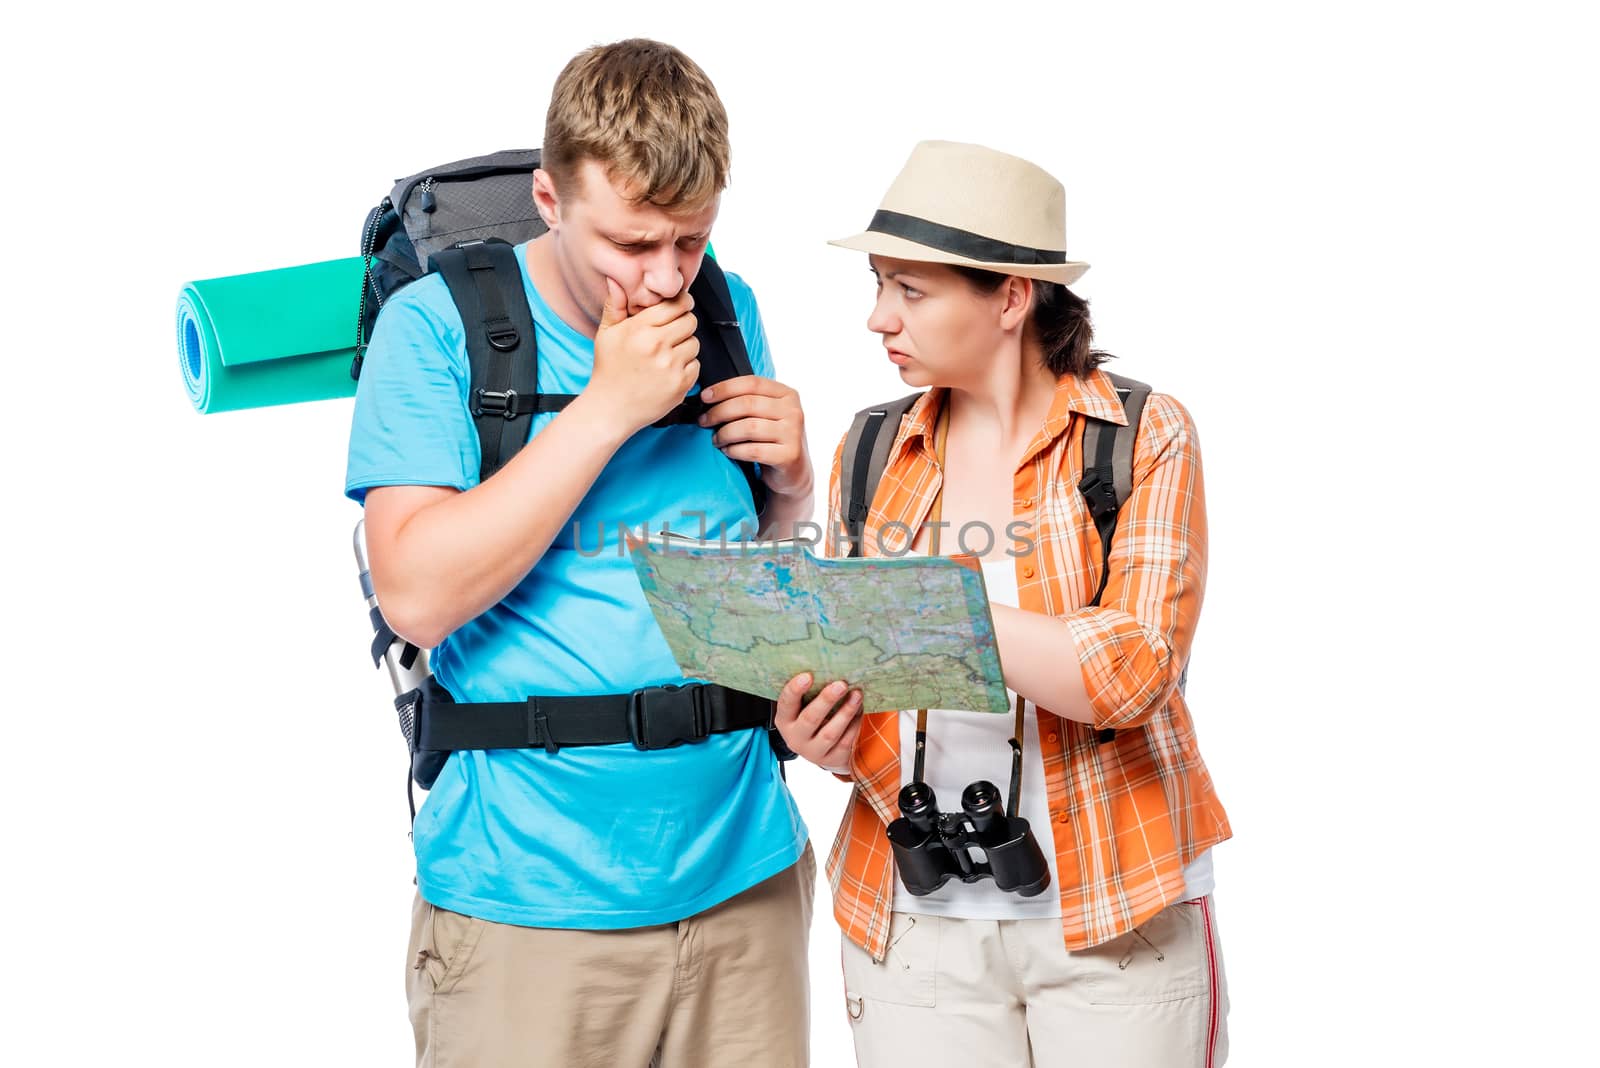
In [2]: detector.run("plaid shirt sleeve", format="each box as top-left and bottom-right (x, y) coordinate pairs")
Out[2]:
(1062, 393), (1208, 730)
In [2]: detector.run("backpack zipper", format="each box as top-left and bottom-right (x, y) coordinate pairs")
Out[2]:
(395, 163), (536, 216)
(353, 197), (394, 372)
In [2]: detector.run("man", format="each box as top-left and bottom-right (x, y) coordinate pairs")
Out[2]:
(346, 39), (815, 1068)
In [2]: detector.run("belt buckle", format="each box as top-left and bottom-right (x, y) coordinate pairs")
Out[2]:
(629, 684), (705, 751)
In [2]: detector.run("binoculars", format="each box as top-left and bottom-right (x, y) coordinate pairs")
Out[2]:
(887, 777), (1051, 898)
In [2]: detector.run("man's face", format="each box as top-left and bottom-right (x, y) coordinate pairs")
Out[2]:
(534, 159), (720, 325)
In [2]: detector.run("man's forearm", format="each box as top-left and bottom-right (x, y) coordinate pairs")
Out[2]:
(378, 394), (630, 647)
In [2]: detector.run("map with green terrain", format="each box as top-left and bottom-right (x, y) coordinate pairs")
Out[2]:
(628, 536), (1008, 714)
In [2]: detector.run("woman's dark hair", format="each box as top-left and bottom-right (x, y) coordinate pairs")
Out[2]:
(951, 266), (1110, 379)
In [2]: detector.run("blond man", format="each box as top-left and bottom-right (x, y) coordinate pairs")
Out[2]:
(347, 39), (815, 1067)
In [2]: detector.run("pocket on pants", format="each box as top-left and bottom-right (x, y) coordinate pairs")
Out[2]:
(841, 912), (938, 1009)
(1080, 900), (1210, 1006)
(416, 901), (487, 995)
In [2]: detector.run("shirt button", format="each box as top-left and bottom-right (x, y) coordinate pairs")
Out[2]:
(1055, 811), (1070, 825)
(1022, 565), (1036, 579)
(1046, 731), (1059, 744)
(1019, 496), (1035, 508)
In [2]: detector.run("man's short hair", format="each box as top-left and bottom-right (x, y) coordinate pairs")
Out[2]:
(543, 38), (731, 213)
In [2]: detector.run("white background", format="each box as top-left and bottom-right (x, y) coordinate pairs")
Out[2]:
(3, 1), (1595, 1064)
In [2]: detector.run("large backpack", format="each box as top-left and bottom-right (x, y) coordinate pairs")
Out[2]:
(350, 147), (765, 506)
(352, 150), (776, 797)
(837, 372), (1184, 741)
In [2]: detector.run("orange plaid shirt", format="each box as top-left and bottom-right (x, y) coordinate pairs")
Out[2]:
(823, 368), (1232, 960)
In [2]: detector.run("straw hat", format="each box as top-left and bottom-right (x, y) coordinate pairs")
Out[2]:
(829, 140), (1089, 286)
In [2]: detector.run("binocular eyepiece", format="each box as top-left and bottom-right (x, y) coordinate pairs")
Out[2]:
(888, 779), (1051, 898)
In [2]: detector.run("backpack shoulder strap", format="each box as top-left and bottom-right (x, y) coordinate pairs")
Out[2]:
(430, 238), (571, 483)
(688, 256), (756, 382)
(1103, 371), (1153, 513)
(1077, 371), (1155, 744)
(430, 245), (765, 508)
(839, 392), (924, 557)
(1078, 372), (1152, 604)
(689, 257), (767, 516)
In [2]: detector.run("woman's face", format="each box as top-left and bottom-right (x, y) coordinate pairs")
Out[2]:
(866, 255), (1010, 388)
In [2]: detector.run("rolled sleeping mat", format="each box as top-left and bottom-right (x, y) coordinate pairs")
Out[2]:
(176, 256), (365, 413)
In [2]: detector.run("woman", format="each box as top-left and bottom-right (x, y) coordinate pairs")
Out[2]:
(773, 141), (1233, 1067)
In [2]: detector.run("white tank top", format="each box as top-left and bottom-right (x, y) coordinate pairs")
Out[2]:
(892, 558), (1213, 919)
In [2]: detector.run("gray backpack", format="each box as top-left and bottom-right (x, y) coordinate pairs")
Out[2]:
(354, 149), (546, 379)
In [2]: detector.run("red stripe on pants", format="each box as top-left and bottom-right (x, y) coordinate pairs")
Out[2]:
(1199, 898), (1219, 1068)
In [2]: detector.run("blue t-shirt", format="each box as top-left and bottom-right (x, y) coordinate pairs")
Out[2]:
(345, 243), (807, 928)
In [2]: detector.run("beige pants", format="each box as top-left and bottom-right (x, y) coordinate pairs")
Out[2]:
(841, 897), (1229, 1068)
(407, 842), (815, 1068)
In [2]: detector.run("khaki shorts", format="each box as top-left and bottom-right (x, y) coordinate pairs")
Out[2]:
(406, 842), (815, 1068)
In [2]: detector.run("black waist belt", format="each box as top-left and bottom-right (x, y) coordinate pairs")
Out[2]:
(410, 675), (777, 755)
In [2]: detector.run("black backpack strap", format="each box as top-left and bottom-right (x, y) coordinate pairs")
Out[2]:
(430, 238), (577, 483)
(1077, 372), (1153, 742)
(408, 675), (777, 757)
(429, 245), (765, 506)
(1078, 372), (1152, 605)
(689, 255), (754, 382)
(839, 393), (924, 557)
(689, 257), (768, 516)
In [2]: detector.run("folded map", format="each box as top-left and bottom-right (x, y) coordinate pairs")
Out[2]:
(626, 531), (1009, 714)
